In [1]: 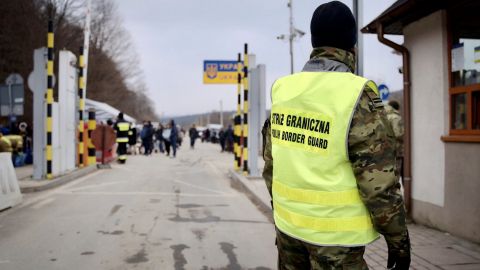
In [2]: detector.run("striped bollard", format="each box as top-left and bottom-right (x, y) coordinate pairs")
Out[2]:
(46, 20), (54, 179)
(242, 44), (249, 175)
(78, 46), (85, 167)
(234, 53), (243, 170)
(87, 109), (96, 165)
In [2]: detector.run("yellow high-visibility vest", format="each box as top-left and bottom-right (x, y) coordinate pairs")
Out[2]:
(116, 122), (130, 143)
(271, 72), (380, 246)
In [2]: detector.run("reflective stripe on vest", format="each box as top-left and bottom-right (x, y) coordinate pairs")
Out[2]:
(271, 72), (380, 247)
(117, 123), (130, 131)
(117, 137), (129, 143)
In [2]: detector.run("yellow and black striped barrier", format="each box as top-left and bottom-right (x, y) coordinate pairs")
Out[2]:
(46, 20), (54, 179)
(78, 46), (85, 167)
(234, 53), (242, 170)
(87, 109), (96, 165)
(242, 43), (249, 174)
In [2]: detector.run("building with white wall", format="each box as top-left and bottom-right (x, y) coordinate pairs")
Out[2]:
(362, 0), (480, 243)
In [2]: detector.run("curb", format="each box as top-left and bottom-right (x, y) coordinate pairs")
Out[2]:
(228, 169), (273, 223)
(20, 165), (97, 193)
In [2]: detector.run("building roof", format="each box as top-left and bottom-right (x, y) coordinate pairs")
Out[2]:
(361, 0), (480, 38)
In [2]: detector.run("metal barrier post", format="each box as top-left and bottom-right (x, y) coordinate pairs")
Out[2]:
(87, 109), (96, 165)
(234, 53), (242, 170)
(242, 44), (249, 174)
(46, 20), (54, 179)
(78, 46), (85, 167)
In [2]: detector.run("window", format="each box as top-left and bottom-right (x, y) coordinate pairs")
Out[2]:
(446, 25), (480, 141)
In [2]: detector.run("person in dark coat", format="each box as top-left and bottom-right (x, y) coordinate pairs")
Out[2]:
(169, 120), (178, 158)
(189, 124), (198, 149)
(225, 125), (234, 152)
(155, 123), (165, 153)
(219, 129), (226, 152)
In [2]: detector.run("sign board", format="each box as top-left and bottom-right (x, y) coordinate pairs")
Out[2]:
(5, 73), (24, 85)
(452, 43), (465, 72)
(203, 60), (242, 84)
(475, 46), (480, 64)
(378, 84), (390, 101)
(0, 84), (24, 116)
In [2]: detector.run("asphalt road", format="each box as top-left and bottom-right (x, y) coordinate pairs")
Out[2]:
(0, 142), (276, 270)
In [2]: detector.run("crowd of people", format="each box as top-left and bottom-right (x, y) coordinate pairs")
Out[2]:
(131, 121), (235, 158)
(188, 124), (234, 152)
(135, 119), (182, 158)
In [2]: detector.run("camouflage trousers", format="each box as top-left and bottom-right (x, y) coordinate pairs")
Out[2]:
(276, 229), (369, 270)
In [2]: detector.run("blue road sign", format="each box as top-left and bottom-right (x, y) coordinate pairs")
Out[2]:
(378, 84), (390, 101)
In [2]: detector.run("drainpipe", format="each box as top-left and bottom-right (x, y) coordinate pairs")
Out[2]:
(376, 22), (412, 217)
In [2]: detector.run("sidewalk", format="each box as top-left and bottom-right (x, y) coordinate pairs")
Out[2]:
(229, 169), (480, 270)
(15, 165), (97, 193)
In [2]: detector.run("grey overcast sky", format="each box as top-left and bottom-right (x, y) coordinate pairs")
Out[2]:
(117, 0), (403, 117)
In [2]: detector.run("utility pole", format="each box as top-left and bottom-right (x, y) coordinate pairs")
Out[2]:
(277, 0), (305, 74)
(353, 0), (363, 76)
(220, 100), (223, 127)
(288, 0), (294, 74)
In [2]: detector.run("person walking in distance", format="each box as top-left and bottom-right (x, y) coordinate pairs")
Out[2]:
(262, 2), (410, 269)
(114, 112), (131, 164)
(219, 128), (226, 152)
(189, 124), (198, 149)
(128, 122), (137, 155)
(155, 123), (165, 153)
(169, 120), (178, 158)
(225, 124), (234, 152)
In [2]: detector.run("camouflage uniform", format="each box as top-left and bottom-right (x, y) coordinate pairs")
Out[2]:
(262, 47), (410, 269)
(385, 105), (404, 178)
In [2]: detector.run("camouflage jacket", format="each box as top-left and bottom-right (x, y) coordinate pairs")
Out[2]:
(385, 105), (404, 157)
(262, 47), (410, 255)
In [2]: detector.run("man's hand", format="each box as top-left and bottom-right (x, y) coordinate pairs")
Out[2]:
(386, 231), (411, 270)
(387, 249), (411, 269)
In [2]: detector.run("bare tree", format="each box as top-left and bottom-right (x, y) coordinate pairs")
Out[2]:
(0, 0), (158, 124)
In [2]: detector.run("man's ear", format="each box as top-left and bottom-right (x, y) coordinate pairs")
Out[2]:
(350, 47), (357, 56)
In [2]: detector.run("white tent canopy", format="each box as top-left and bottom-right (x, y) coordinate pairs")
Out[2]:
(85, 99), (136, 124)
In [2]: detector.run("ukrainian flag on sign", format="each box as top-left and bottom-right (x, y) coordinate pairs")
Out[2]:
(203, 60), (242, 84)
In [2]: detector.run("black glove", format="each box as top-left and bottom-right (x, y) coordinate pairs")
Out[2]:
(387, 249), (411, 269)
(386, 231), (411, 270)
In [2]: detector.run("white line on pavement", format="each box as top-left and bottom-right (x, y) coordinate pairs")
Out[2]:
(205, 160), (227, 179)
(66, 181), (127, 192)
(0, 260), (11, 264)
(174, 179), (229, 195)
(31, 197), (55, 209)
(9, 170), (104, 213)
(56, 191), (237, 197)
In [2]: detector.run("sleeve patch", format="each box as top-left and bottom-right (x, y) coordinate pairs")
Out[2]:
(365, 89), (384, 110)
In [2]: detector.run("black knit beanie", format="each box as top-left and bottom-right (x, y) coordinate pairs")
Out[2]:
(310, 1), (357, 50)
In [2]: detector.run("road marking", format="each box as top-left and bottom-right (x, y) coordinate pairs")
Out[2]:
(110, 165), (136, 172)
(174, 179), (229, 195)
(31, 197), (55, 209)
(0, 260), (10, 264)
(205, 160), (227, 178)
(66, 181), (127, 192)
(56, 191), (237, 197)
(8, 170), (104, 213)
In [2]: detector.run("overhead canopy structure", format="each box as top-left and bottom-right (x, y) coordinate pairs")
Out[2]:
(85, 99), (136, 124)
(361, 0), (480, 38)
